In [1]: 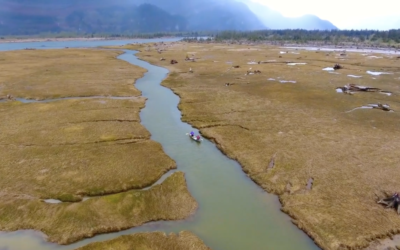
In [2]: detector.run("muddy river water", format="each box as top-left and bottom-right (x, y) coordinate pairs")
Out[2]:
(0, 40), (319, 250)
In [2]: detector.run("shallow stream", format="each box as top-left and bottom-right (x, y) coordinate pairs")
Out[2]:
(0, 41), (319, 250)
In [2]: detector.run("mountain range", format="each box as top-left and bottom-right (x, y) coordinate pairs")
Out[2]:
(238, 0), (337, 30)
(0, 0), (337, 36)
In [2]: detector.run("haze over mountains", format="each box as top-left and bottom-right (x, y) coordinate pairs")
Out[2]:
(351, 15), (400, 31)
(238, 0), (337, 30)
(0, 0), (338, 36)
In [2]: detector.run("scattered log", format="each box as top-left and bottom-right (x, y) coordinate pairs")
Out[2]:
(5, 94), (15, 101)
(377, 192), (400, 214)
(185, 55), (196, 62)
(246, 70), (261, 75)
(336, 84), (391, 95)
(306, 178), (314, 190)
(333, 64), (342, 70)
(268, 154), (276, 170)
(348, 84), (380, 92)
(373, 103), (392, 111)
(258, 61), (291, 64)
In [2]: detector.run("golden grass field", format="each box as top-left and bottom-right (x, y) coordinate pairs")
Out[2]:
(76, 231), (210, 250)
(0, 49), (141, 100)
(0, 172), (196, 244)
(0, 49), (197, 244)
(120, 41), (400, 250)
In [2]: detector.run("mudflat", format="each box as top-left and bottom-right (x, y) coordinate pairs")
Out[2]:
(122, 42), (400, 250)
(0, 49), (197, 244)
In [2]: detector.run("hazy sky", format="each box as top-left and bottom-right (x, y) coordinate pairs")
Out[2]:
(253, 0), (400, 30)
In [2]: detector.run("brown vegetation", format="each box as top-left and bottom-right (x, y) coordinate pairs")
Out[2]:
(0, 49), (142, 100)
(0, 48), (197, 245)
(0, 172), (196, 244)
(121, 42), (400, 250)
(76, 231), (210, 250)
(0, 98), (175, 200)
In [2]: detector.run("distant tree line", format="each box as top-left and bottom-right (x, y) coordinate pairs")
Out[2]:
(2, 31), (213, 40)
(3, 29), (400, 48)
(211, 29), (400, 46)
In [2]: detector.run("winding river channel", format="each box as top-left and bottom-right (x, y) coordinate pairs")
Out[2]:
(0, 39), (319, 250)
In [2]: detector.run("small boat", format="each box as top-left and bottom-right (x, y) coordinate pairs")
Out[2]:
(187, 133), (203, 142)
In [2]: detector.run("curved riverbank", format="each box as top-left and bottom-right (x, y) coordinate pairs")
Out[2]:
(125, 41), (400, 250)
(86, 50), (319, 250)
(0, 46), (197, 248)
(75, 231), (210, 250)
(0, 41), (319, 250)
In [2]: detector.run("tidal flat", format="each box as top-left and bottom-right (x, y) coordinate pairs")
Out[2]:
(0, 49), (198, 245)
(120, 41), (400, 250)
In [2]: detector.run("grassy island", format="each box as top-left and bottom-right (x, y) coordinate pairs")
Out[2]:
(76, 231), (210, 250)
(0, 48), (198, 244)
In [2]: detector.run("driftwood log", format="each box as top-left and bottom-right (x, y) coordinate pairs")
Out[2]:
(377, 193), (400, 214)
(333, 64), (342, 70)
(246, 70), (261, 75)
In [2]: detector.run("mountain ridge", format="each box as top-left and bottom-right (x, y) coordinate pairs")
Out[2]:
(139, 0), (265, 30)
(237, 0), (338, 30)
(0, 0), (265, 35)
(0, 0), (340, 36)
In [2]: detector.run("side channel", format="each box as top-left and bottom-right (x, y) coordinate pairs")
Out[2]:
(0, 50), (320, 250)
(112, 50), (320, 250)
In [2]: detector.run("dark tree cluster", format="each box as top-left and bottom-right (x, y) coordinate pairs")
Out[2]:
(213, 29), (400, 45)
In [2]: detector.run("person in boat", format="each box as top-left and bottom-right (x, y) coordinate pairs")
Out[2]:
(190, 131), (194, 137)
(196, 135), (200, 140)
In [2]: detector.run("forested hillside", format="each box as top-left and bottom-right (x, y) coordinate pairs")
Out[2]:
(0, 0), (264, 36)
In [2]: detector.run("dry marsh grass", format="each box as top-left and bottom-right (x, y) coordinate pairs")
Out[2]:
(0, 98), (175, 200)
(129, 42), (400, 250)
(76, 231), (210, 250)
(0, 49), (143, 99)
(0, 172), (197, 244)
(0, 48), (197, 245)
